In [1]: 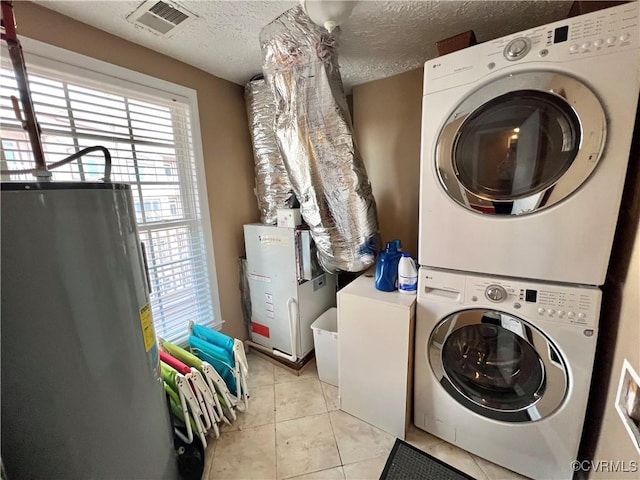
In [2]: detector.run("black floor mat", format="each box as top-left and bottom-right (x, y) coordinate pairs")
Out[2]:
(380, 439), (477, 480)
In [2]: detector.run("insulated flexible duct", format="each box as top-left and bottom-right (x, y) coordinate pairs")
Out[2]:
(260, 5), (379, 273)
(245, 78), (295, 225)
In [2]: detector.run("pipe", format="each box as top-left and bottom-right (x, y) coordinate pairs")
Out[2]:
(272, 349), (297, 362)
(1, 0), (49, 179)
(245, 339), (297, 364)
(0, 145), (113, 182)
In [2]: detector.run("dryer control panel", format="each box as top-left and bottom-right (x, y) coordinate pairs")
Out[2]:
(424, 2), (638, 91)
(464, 276), (602, 328)
(560, 6), (637, 55)
(494, 4), (639, 61)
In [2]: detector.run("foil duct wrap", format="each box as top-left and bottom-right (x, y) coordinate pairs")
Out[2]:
(245, 78), (295, 225)
(260, 5), (380, 273)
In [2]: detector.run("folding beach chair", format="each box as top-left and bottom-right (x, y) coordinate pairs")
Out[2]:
(161, 340), (236, 423)
(160, 350), (220, 439)
(162, 363), (208, 447)
(190, 324), (250, 412)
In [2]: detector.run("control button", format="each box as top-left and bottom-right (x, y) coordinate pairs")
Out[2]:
(594, 39), (604, 47)
(557, 310), (565, 316)
(539, 49), (549, 57)
(471, 295), (478, 302)
(607, 36), (617, 44)
(547, 309), (556, 315)
(568, 311), (576, 318)
(581, 42), (591, 49)
(504, 37), (531, 61)
(578, 313), (587, 320)
(538, 308), (545, 315)
(509, 39), (527, 54)
(485, 284), (508, 302)
(569, 44), (579, 52)
(514, 302), (521, 309)
(487, 62), (496, 70)
(620, 33), (631, 42)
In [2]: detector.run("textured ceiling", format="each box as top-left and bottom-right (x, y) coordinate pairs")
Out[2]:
(35, 1), (573, 89)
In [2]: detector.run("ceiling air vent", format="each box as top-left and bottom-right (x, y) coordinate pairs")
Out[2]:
(127, 0), (197, 37)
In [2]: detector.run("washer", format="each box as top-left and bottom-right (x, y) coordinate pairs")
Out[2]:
(414, 267), (601, 480)
(418, 3), (639, 285)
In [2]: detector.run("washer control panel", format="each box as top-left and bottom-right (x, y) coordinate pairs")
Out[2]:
(466, 276), (601, 327)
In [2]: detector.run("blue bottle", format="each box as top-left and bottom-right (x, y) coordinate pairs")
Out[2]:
(375, 240), (403, 292)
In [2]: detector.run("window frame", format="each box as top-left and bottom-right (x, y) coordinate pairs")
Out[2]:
(4, 36), (223, 332)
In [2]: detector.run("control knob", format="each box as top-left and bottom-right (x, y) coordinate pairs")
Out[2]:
(504, 37), (531, 61)
(485, 284), (508, 302)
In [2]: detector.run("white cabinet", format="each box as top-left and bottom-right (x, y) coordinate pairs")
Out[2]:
(337, 272), (416, 439)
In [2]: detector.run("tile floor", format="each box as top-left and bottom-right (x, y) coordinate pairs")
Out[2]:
(204, 352), (529, 480)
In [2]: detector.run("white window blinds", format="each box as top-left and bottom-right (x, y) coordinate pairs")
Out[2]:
(0, 58), (218, 345)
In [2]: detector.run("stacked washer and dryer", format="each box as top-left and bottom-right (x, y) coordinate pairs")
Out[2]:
(414, 4), (639, 480)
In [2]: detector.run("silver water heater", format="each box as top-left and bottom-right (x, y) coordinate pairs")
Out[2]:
(1, 182), (178, 479)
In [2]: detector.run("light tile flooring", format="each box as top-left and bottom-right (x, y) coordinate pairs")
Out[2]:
(204, 352), (529, 480)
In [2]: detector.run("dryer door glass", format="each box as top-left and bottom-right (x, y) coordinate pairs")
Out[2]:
(429, 309), (568, 422)
(436, 71), (606, 215)
(454, 90), (580, 201)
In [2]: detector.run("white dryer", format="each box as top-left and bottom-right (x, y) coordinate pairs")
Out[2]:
(414, 267), (601, 480)
(418, 3), (639, 285)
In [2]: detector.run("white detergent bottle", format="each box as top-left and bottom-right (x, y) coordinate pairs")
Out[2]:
(398, 253), (418, 294)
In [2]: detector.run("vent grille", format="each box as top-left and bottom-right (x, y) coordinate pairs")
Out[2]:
(127, 0), (196, 37)
(149, 1), (189, 26)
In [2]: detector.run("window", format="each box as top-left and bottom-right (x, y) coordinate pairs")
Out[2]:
(0, 40), (220, 344)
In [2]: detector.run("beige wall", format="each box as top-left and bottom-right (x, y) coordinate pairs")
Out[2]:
(352, 68), (423, 257)
(13, 1), (258, 340)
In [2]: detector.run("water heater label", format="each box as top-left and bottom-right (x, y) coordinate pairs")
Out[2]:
(139, 303), (156, 352)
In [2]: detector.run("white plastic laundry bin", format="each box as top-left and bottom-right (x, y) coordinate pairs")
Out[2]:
(311, 307), (338, 387)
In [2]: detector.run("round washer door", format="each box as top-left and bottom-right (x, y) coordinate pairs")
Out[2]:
(429, 309), (568, 423)
(436, 71), (606, 215)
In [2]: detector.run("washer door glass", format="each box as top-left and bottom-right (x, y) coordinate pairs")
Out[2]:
(454, 90), (580, 201)
(436, 71), (606, 215)
(429, 309), (568, 422)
